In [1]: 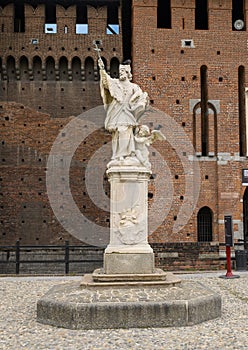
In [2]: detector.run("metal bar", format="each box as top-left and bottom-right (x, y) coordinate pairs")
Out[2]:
(15, 241), (20, 274)
(17, 260), (65, 264)
(65, 241), (69, 275)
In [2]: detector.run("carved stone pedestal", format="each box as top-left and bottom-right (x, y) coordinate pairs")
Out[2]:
(101, 164), (154, 278)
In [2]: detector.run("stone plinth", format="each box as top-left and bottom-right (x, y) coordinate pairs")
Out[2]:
(103, 165), (153, 276)
(104, 252), (154, 274)
(37, 277), (221, 330)
(92, 268), (168, 282)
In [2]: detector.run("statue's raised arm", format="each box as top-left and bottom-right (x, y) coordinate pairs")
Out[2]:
(97, 56), (149, 167)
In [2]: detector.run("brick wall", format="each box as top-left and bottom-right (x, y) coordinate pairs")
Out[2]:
(152, 242), (221, 271)
(132, 0), (248, 246)
(0, 1), (248, 270)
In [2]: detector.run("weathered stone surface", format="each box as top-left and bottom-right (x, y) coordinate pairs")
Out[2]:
(89, 270), (179, 284)
(37, 279), (221, 330)
(104, 252), (154, 274)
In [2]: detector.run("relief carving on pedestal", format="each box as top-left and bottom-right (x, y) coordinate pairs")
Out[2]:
(115, 207), (144, 245)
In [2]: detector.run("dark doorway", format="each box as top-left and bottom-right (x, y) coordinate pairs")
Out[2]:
(197, 206), (213, 242)
(243, 188), (248, 248)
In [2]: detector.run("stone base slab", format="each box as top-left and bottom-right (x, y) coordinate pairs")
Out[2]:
(90, 269), (180, 284)
(37, 278), (221, 330)
(104, 252), (154, 274)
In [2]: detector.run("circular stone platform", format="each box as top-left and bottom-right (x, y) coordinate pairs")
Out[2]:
(37, 275), (221, 329)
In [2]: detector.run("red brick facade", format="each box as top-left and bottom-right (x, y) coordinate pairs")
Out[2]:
(0, 1), (248, 269)
(132, 0), (248, 250)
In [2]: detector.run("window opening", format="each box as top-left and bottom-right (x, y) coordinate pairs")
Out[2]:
(157, 0), (171, 29)
(7, 56), (16, 81)
(200, 65), (208, 156)
(195, 0), (208, 30)
(232, 0), (245, 31)
(107, 4), (119, 34)
(46, 57), (55, 80)
(59, 57), (69, 81)
(45, 3), (56, 33)
(110, 58), (119, 78)
(76, 4), (88, 34)
(14, 1), (25, 32)
(197, 206), (213, 242)
(181, 39), (195, 48)
(72, 57), (81, 81)
(239, 66), (246, 156)
(20, 56), (29, 80)
(85, 57), (94, 81)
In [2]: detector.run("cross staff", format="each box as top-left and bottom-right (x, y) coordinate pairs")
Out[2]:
(93, 39), (102, 59)
(93, 40), (104, 70)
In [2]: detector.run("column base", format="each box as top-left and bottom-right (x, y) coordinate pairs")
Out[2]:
(104, 252), (154, 274)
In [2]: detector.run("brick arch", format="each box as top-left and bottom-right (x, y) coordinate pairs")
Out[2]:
(71, 56), (81, 81)
(197, 206), (213, 242)
(193, 101), (217, 156)
(19, 55), (29, 80)
(59, 56), (68, 81)
(33, 55), (42, 80)
(6, 55), (16, 81)
(85, 56), (94, 81)
(88, 5), (106, 18)
(45, 56), (55, 80)
(1, 3), (13, 15)
(110, 57), (119, 78)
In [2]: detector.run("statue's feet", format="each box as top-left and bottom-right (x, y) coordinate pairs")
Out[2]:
(107, 155), (141, 168)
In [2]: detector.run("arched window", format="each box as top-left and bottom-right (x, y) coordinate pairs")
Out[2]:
(72, 57), (81, 81)
(33, 56), (42, 80)
(59, 56), (68, 81)
(46, 56), (55, 80)
(7, 56), (16, 80)
(200, 65), (208, 156)
(239, 66), (246, 156)
(110, 57), (119, 78)
(243, 188), (248, 248)
(197, 206), (213, 242)
(85, 57), (94, 81)
(193, 98), (218, 157)
(20, 56), (29, 80)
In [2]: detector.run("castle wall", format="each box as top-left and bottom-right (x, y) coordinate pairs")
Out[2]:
(0, 1), (248, 270)
(132, 0), (248, 247)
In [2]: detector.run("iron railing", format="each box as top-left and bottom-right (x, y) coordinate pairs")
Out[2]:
(0, 241), (104, 275)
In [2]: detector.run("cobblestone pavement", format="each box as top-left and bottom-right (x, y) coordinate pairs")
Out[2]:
(0, 272), (248, 350)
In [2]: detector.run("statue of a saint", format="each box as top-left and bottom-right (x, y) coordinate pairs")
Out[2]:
(98, 58), (149, 166)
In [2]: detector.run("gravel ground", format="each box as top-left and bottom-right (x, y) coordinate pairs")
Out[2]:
(0, 272), (248, 350)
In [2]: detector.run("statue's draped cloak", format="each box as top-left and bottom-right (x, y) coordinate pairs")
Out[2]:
(100, 70), (148, 131)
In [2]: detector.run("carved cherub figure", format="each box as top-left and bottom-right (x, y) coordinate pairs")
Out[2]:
(134, 125), (166, 169)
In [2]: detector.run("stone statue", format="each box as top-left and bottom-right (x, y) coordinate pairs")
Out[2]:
(134, 125), (166, 169)
(98, 57), (149, 166)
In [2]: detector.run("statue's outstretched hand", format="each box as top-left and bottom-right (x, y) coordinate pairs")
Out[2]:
(98, 58), (105, 70)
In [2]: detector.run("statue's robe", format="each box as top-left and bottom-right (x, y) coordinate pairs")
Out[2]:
(99, 70), (149, 159)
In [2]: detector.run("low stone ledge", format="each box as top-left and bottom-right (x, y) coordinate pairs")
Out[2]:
(37, 279), (221, 330)
(91, 268), (175, 284)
